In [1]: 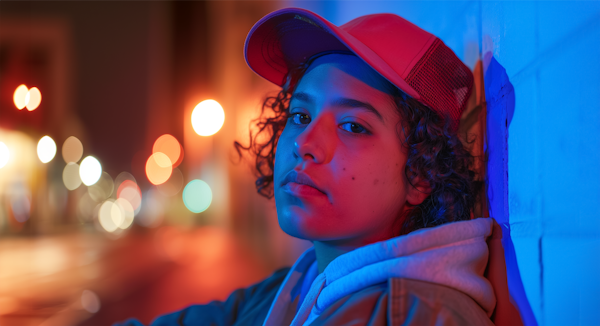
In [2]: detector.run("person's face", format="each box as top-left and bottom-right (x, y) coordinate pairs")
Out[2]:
(274, 54), (421, 246)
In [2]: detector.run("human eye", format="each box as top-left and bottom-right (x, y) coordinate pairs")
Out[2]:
(339, 122), (370, 135)
(288, 112), (311, 125)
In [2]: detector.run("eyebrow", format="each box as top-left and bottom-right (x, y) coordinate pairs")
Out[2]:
(291, 92), (384, 122)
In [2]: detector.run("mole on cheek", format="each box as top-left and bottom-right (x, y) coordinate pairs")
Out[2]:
(343, 167), (346, 171)
(352, 176), (355, 180)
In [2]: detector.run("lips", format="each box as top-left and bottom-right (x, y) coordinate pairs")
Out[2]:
(281, 170), (327, 196)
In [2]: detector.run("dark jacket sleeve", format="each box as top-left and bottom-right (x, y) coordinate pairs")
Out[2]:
(113, 267), (290, 326)
(310, 278), (494, 326)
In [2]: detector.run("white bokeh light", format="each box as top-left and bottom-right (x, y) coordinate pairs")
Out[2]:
(116, 198), (134, 229)
(37, 136), (56, 163)
(13, 85), (28, 110)
(62, 162), (82, 190)
(26, 87), (41, 111)
(99, 200), (119, 232)
(191, 99), (225, 136)
(98, 199), (135, 233)
(79, 156), (102, 186)
(13, 85), (42, 111)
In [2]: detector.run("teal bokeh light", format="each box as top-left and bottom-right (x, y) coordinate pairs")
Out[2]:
(182, 179), (212, 213)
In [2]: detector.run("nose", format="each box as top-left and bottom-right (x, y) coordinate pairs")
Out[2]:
(293, 115), (335, 165)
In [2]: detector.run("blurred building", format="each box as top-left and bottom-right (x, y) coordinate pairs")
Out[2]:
(0, 1), (314, 245)
(0, 2), (310, 325)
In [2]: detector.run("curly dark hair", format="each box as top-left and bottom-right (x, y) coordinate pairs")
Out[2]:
(234, 58), (479, 236)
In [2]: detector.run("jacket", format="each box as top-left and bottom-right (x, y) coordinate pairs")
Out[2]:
(116, 218), (524, 326)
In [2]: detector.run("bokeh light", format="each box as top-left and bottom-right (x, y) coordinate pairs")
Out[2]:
(183, 179), (212, 213)
(115, 172), (141, 214)
(153, 134), (183, 167)
(115, 198), (134, 229)
(98, 198), (135, 232)
(88, 172), (114, 202)
(37, 136), (56, 163)
(13, 85), (42, 111)
(13, 85), (28, 110)
(191, 99), (225, 136)
(81, 290), (101, 314)
(26, 87), (42, 111)
(0, 141), (9, 168)
(62, 162), (82, 190)
(117, 179), (142, 213)
(62, 136), (83, 163)
(146, 152), (172, 185)
(98, 200), (121, 232)
(80, 156), (102, 186)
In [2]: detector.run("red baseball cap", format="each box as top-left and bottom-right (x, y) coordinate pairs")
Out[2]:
(244, 8), (473, 129)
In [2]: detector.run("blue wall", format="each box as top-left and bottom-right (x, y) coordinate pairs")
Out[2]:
(288, 1), (600, 325)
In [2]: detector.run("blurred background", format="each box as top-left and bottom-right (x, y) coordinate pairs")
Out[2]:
(0, 1), (310, 325)
(1, 1), (599, 326)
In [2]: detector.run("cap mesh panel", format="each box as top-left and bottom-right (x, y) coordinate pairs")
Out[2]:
(405, 38), (473, 130)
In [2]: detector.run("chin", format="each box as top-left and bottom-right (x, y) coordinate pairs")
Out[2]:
(279, 223), (313, 241)
(276, 205), (342, 241)
(277, 207), (314, 240)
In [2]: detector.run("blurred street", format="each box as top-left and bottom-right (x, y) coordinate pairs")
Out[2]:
(0, 226), (279, 326)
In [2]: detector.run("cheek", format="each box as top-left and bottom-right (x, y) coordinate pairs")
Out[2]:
(274, 131), (293, 175)
(335, 157), (407, 212)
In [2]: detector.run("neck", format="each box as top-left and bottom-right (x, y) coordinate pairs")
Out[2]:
(313, 241), (358, 273)
(312, 228), (400, 273)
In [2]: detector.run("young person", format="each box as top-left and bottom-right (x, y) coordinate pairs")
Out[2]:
(118, 8), (523, 326)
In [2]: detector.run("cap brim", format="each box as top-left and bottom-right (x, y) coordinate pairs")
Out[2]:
(244, 8), (420, 100)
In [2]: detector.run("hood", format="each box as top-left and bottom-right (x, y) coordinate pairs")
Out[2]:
(263, 218), (496, 326)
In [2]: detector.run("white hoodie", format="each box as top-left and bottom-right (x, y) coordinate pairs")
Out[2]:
(262, 218), (496, 326)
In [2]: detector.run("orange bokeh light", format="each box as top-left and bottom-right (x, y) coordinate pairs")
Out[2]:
(152, 134), (183, 168)
(145, 152), (172, 185)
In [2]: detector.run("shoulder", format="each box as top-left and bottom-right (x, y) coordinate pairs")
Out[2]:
(310, 278), (493, 326)
(174, 267), (290, 326)
(244, 266), (291, 297)
(116, 268), (290, 326)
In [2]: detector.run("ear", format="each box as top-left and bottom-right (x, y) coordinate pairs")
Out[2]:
(406, 177), (431, 206)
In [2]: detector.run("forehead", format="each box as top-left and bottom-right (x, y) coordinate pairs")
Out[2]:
(298, 54), (396, 96)
(293, 54), (399, 124)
